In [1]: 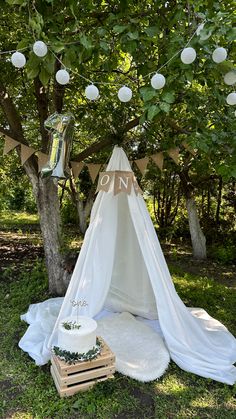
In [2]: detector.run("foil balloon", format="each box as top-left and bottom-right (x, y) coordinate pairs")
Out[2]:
(41, 112), (74, 179)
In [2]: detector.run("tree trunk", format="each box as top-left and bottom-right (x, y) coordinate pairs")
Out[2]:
(215, 176), (222, 225)
(186, 197), (207, 259)
(33, 176), (71, 295)
(179, 169), (207, 259)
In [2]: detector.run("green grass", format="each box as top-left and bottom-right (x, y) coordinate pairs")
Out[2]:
(0, 260), (236, 418)
(0, 211), (39, 230)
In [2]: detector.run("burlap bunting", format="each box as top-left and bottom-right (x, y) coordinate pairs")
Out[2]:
(87, 163), (102, 183)
(71, 161), (84, 178)
(167, 147), (179, 165)
(3, 136), (20, 155)
(151, 152), (164, 171)
(135, 157), (149, 174)
(182, 141), (197, 156)
(20, 144), (35, 165)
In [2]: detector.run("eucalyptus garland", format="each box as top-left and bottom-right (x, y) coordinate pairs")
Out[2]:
(52, 338), (102, 364)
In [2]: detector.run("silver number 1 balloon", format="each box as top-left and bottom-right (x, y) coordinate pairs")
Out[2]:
(41, 112), (74, 179)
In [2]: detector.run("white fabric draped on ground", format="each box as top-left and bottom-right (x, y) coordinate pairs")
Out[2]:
(19, 147), (236, 385)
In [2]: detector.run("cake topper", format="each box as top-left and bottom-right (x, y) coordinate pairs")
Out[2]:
(70, 299), (88, 323)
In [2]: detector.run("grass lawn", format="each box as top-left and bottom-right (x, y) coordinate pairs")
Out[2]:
(0, 212), (236, 418)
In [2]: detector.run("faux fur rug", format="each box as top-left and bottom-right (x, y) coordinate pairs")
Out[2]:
(96, 312), (170, 382)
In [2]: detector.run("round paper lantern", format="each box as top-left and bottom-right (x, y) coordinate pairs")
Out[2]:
(118, 86), (132, 102)
(11, 51), (26, 68)
(33, 40), (48, 57)
(226, 92), (236, 106)
(85, 84), (99, 100)
(224, 71), (236, 86)
(151, 73), (166, 89)
(212, 47), (227, 63)
(56, 69), (70, 85)
(180, 47), (196, 64)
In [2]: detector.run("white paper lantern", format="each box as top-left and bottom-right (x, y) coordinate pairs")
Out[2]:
(180, 47), (196, 64)
(226, 92), (236, 106)
(118, 86), (132, 102)
(224, 71), (236, 86)
(212, 47), (227, 63)
(151, 73), (166, 90)
(11, 51), (26, 68)
(85, 84), (99, 100)
(56, 69), (70, 85)
(33, 40), (48, 57)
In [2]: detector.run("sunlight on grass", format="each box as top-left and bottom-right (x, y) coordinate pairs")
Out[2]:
(0, 211), (39, 228)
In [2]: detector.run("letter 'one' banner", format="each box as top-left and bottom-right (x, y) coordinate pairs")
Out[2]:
(96, 171), (142, 195)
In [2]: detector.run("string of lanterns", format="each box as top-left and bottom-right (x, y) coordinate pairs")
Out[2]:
(2, 25), (236, 106)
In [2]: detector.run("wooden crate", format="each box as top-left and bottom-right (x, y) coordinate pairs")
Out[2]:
(51, 337), (115, 397)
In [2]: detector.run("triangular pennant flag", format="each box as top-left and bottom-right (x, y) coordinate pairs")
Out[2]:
(37, 152), (49, 172)
(87, 163), (102, 183)
(182, 141), (197, 156)
(135, 157), (149, 175)
(167, 147), (180, 165)
(3, 135), (20, 155)
(151, 152), (164, 171)
(20, 144), (35, 165)
(70, 161), (84, 178)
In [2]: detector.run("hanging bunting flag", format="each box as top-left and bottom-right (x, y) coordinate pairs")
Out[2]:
(151, 152), (164, 171)
(96, 171), (113, 193)
(114, 171), (133, 195)
(87, 163), (102, 183)
(182, 141), (197, 156)
(37, 152), (49, 172)
(167, 147), (180, 164)
(20, 144), (35, 165)
(71, 161), (84, 178)
(135, 157), (149, 175)
(3, 135), (20, 155)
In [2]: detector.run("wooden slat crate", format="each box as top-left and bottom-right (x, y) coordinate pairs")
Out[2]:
(51, 337), (115, 397)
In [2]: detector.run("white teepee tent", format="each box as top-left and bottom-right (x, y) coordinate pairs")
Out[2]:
(20, 147), (236, 384)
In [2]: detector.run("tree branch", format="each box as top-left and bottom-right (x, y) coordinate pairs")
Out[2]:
(34, 77), (50, 153)
(72, 117), (140, 162)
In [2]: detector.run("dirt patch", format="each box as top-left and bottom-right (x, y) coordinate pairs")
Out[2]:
(0, 231), (44, 280)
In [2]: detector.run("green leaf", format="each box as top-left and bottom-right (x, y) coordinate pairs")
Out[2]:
(26, 66), (40, 80)
(52, 42), (65, 53)
(139, 112), (147, 125)
(17, 38), (30, 50)
(97, 28), (107, 36)
(127, 31), (139, 40)
(226, 28), (236, 41)
(125, 40), (137, 54)
(113, 25), (129, 34)
(44, 53), (55, 74)
(144, 26), (159, 37)
(39, 67), (50, 86)
(79, 34), (93, 49)
(100, 41), (109, 52)
(159, 102), (171, 113)
(140, 87), (157, 102)
(147, 105), (160, 121)
(185, 71), (193, 82)
(162, 92), (175, 104)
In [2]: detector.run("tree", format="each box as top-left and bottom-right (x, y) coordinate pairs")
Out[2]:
(0, 0), (235, 292)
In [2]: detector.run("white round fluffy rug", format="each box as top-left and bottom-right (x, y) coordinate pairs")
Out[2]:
(96, 312), (170, 382)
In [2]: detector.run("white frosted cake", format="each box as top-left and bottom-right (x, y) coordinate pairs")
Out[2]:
(58, 316), (97, 354)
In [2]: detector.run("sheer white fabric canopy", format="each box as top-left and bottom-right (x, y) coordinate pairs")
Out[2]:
(20, 146), (236, 384)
